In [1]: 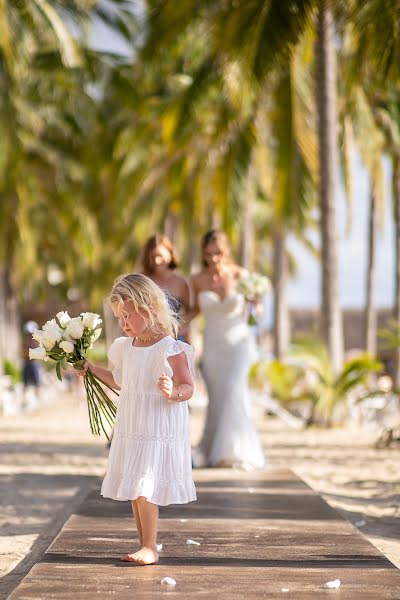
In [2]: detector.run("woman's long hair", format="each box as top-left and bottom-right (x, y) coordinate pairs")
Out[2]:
(201, 230), (232, 267)
(141, 235), (179, 276)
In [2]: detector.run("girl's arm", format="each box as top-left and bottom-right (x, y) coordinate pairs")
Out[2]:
(81, 360), (120, 391)
(158, 352), (193, 402)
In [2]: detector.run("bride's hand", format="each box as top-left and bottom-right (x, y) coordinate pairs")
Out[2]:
(248, 298), (263, 315)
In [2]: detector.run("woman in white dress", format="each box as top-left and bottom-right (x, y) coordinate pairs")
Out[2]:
(190, 230), (265, 469)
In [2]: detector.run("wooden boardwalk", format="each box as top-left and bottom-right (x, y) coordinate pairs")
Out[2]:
(8, 468), (400, 599)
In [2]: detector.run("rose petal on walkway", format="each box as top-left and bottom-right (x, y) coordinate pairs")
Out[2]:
(324, 579), (341, 589)
(161, 577), (176, 586)
(186, 539), (201, 546)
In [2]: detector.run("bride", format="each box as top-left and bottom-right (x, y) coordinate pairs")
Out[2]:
(190, 230), (265, 469)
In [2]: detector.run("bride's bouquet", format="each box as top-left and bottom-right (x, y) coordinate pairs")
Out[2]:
(237, 272), (271, 325)
(29, 311), (117, 439)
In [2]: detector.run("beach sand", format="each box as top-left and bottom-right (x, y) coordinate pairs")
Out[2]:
(0, 387), (399, 599)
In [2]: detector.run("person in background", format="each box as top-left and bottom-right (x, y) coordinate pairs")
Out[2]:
(190, 230), (265, 469)
(22, 321), (42, 389)
(141, 235), (191, 342)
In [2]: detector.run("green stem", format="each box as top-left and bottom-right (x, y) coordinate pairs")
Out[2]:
(85, 373), (116, 435)
(88, 373), (117, 419)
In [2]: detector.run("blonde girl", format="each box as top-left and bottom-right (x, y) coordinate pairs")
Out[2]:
(81, 273), (196, 565)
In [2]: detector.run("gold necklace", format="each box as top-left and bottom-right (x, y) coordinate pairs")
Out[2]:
(133, 332), (161, 343)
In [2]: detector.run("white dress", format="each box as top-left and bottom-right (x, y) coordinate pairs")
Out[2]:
(101, 335), (197, 506)
(195, 290), (265, 469)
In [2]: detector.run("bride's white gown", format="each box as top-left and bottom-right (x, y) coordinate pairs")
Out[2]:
(195, 290), (266, 469)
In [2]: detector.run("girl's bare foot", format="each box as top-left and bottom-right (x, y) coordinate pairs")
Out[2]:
(121, 546), (159, 565)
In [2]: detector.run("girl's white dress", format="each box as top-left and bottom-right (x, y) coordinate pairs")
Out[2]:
(101, 335), (197, 506)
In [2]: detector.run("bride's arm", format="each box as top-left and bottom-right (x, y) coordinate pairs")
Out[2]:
(185, 274), (201, 321)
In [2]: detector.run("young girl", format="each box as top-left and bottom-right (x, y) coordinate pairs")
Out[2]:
(81, 273), (196, 565)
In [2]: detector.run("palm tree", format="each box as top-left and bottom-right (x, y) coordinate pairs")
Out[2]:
(0, 1), (137, 363)
(315, 0), (344, 373)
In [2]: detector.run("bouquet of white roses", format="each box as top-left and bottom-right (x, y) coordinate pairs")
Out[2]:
(29, 311), (117, 439)
(237, 272), (271, 325)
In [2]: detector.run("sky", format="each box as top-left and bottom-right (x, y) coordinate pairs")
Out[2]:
(91, 13), (395, 311)
(287, 154), (393, 308)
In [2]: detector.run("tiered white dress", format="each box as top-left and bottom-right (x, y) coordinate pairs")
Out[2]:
(101, 335), (197, 506)
(195, 291), (265, 469)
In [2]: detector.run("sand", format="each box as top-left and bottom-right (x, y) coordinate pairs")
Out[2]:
(0, 386), (399, 599)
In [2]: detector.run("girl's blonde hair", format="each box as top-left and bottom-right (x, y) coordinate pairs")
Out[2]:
(110, 273), (179, 338)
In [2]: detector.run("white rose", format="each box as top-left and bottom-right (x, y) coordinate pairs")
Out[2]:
(41, 334), (58, 351)
(56, 311), (71, 327)
(43, 319), (62, 332)
(29, 346), (48, 361)
(66, 317), (84, 339)
(59, 340), (75, 354)
(32, 329), (45, 343)
(80, 312), (102, 329)
(42, 321), (63, 342)
(62, 331), (75, 343)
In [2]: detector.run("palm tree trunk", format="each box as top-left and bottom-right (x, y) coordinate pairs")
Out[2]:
(0, 266), (21, 367)
(393, 155), (400, 388)
(164, 212), (179, 242)
(364, 187), (377, 354)
(273, 224), (290, 359)
(316, 0), (343, 373)
(240, 195), (253, 270)
(102, 299), (122, 352)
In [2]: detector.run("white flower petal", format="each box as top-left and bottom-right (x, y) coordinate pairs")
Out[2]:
(60, 341), (75, 354)
(324, 579), (341, 589)
(56, 311), (71, 327)
(161, 577), (176, 586)
(186, 539), (200, 546)
(29, 346), (47, 360)
(80, 312), (102, 329)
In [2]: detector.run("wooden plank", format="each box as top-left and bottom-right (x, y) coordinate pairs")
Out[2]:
(8, 469), (400, 599)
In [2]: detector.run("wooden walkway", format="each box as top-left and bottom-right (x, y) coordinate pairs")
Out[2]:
(8, 469), (400, 599)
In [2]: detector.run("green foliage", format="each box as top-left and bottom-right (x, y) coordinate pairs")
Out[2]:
(3, 359), (22, 384)
(249, 358), (309, 407)
(291, 338), (383, 423)
(378, 319), (400, 350)
(251, 338), (383, 426)
(86, 342), (108, 365)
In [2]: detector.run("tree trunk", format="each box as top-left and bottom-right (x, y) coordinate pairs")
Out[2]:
(273, 224), (290, 359)
(316, 0), (344, 373)
(239, 195), (253, 270)
(164, 212), (179, 242)
(0, 266), (21, 368)
(392, 156), (400, 388)
(364, 187), (377, 355)
(102, 299), (123, 356)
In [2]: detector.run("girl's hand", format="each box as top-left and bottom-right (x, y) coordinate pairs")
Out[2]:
(157, 372), (174, 398)
(76, 359), (94, 377)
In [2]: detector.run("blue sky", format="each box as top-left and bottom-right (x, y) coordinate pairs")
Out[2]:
(287, 154), (393, 308)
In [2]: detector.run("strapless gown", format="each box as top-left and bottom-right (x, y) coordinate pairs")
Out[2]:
(194, 290), (265, 469)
